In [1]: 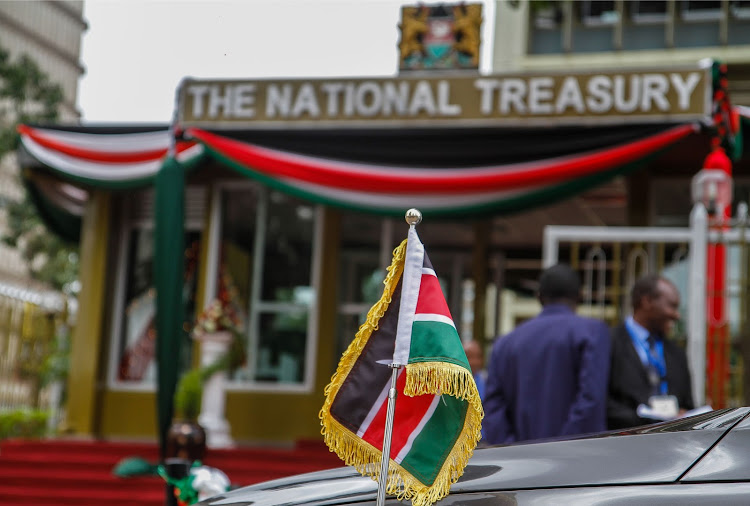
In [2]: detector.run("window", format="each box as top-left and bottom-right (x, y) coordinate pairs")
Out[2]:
(532, 0), (563, 29)
(336, 215), (396, 358)
(212, 182), (319, 392)
(108, 188), (206, 390)
(580, 1), (618, 26)
(630, 1), (668, 23)
(680, 0), (722, 21)
(336, 213), (481, 362)
(730, 0), (750, 18)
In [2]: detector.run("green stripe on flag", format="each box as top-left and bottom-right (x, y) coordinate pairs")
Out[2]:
(400, 394), (468, 485)
(408, 321), (470, 370)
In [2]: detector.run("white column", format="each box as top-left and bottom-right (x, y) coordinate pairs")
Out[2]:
(196, 330), (235, 448)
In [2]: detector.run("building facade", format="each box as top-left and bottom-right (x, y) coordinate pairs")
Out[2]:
(0, 0), (86, 286)
(14, 1), (750, 443)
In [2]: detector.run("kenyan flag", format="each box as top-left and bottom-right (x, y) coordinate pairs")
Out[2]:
(320, 226), (483, 506)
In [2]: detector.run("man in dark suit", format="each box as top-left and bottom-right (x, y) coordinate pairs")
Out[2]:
(483, 264), (611, 444)
(607, 274), (694, 430)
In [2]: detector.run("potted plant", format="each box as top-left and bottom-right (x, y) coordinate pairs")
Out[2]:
(167, 368), (208, 462)
(168, 297), (245, 457)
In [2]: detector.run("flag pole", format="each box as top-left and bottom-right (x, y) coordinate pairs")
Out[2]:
(376, 363), (401, 506)
(376, 208), (423, 506)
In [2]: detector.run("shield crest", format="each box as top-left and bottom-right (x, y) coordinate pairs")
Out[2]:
(398, 3), (482, 71)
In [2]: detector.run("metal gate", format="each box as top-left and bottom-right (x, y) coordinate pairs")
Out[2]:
(543, 203), (750, 409)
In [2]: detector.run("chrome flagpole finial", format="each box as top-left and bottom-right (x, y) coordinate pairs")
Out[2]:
(405, 208), (422, 226)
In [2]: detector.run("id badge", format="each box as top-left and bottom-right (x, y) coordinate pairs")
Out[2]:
(649, 395), (679, 419)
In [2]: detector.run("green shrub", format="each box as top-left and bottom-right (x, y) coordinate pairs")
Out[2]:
(173, 328), (246, 422)
(174, 369), (203, 421)
(0, 409), (49, 439)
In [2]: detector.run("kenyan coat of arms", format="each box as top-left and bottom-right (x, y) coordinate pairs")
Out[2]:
(398, 3), (482, 72)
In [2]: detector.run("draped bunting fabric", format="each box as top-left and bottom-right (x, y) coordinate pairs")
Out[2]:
(186, 123), (696, 217)
(17, 124), (204, 188)
(154, 155), (186, 459)
(23, 172), (87, 242)
(17, 121), (701, 221)
(16, 124), (204, 241)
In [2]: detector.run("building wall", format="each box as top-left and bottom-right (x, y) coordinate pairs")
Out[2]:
(486, 0), (750, 241)
(0, 1), (85, 288)
(0, 0), (86, 120)
(490, 0), (528, 72)
(490, 0), (750, 104)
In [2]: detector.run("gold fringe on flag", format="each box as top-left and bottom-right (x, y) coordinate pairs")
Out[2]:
(320, 237), (484, 506)
(402, 361), (484, 506)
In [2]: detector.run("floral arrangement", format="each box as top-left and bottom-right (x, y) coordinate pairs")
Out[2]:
(192, 298), (240, 339)
(177, 296), (245, 421)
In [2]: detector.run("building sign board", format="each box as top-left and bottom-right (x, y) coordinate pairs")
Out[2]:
(178, 65), (712, 128)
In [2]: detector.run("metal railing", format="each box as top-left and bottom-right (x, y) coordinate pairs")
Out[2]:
(0, 283), (71, 433)
(543, 203), (750, 408)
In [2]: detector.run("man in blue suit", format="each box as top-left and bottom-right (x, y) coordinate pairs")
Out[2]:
(483, 264), (611, 444)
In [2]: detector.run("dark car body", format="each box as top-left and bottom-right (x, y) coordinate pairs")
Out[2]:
(198, 407), (750, 505)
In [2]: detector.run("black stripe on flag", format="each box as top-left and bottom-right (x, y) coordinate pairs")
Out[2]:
(423, 252), (433, 271)
(330, 278), (403, 432)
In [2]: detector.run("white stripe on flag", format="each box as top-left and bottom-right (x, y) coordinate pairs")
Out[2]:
(394, 394), (441, 464)
(392, 227), (424, 366)
(357, 368), (404, 437)
(422, 267), (436, 278)
(413, 313), (456, 329)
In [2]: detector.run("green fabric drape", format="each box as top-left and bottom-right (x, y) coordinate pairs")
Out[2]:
(23, 176), (82, 243)
(736, 115), (747, 161)
(154, 156), (186, 459)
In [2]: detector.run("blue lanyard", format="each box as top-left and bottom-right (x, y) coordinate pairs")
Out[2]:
(631, 334), (668, 395)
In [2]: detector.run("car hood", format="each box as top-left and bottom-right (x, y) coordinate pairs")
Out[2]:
(198, 408), (749, 506)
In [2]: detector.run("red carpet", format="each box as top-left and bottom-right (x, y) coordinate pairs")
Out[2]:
(0, 438), (344, 505)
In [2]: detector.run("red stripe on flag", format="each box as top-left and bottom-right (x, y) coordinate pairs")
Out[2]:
(361, 370), (438, 458)
(415, 273), (452, 319)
